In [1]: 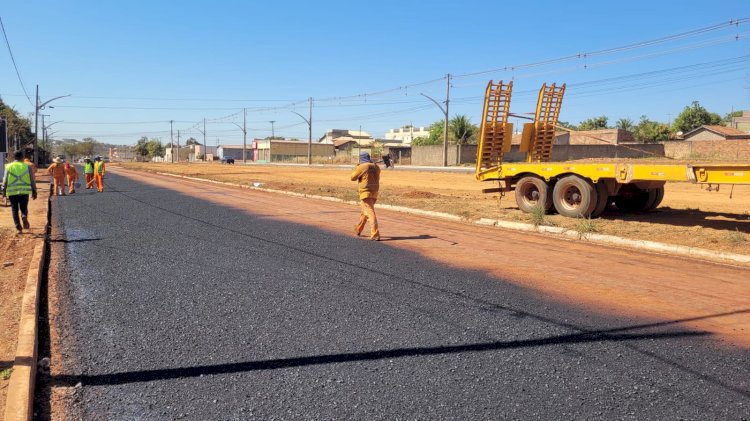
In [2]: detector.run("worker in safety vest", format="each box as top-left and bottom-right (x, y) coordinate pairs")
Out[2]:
(94, 156), (106, 192)
(47, 157), (67, 196)
(84, 157), (95, 189)
(2, 150), (38, 234)
(64, 162), (79, 194)
(350, 152), (381, 241)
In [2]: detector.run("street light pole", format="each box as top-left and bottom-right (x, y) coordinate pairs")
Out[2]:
(291, 97), (313, 165)
(420, 76), (452, 167)
(269, 120), (276, 139)
(33, 85), (71, 165)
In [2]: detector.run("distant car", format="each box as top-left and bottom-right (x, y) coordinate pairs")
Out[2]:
(222, 157), (235, 164)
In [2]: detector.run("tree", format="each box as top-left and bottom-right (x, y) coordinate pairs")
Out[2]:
(134, 136), (150, 157)
(185, 137), (201, 146)
(615, 118), (635, 132)
(556, 121), (577, 130)
(145, 139), (165, 158)
(633, 115), (671, 143)
(672, 101), (722, 133)
(449, 115), (476, 145)
(723, 110), (743, 125)
(412, 120), (445, 146)
(577, 115), (609, 131)
(0, 99), (34, 150)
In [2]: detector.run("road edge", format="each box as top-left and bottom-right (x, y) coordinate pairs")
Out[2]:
(154, 171), (750, 266)
(3, 190), (50, 421)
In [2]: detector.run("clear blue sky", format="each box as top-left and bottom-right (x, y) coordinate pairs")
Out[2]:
(1, 0), (749, 146)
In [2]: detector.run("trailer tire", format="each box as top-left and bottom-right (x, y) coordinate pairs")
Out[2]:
(515, 176), (552, 213)
(643, 186), (665, 211)
(591, 181), (610, 218)
(552, 175), (597, 218)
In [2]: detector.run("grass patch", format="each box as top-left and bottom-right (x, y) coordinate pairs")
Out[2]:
(1, 368), (12, 380)
(575, 217), (600, 239)
(528, 205), (547, 227)
(727, 228), (746, 245)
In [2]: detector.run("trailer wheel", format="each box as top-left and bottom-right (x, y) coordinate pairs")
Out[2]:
(552, 175), (597, 218)
(643, 186), (665, 211)
(591, 181), (610, 218)
(515, 176), (552, 213)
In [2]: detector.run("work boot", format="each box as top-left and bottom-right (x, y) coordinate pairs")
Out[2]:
(16, 225), (22, 234)
(22, 217), (30, 229)
(369, 234), (381, 241)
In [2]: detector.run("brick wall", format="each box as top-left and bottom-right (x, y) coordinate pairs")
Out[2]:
(662, 140), (750, 160)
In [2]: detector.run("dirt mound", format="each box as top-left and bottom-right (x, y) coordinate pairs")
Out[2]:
(402, 190), (439, 199)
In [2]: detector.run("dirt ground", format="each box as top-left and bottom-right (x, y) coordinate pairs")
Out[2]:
(0, 178), (49, 417)
(120, 162), (750, 255)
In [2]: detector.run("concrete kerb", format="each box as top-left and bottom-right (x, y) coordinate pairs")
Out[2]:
(4, 191), (50, 421)
(155, 171), (750, 266)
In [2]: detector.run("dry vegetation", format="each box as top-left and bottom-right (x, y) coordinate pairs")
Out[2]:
(119, 162), (750, 255)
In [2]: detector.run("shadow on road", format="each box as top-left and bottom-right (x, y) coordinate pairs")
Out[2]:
(47, 322), (711, 388)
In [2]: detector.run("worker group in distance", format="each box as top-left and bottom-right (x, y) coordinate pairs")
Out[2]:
(47, 155), (106, 195)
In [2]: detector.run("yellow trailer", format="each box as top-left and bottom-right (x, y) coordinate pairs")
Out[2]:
(475, 81), (750, 218)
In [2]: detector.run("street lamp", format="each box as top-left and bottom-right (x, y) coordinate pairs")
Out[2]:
(419, 74), (450, 167)
(419, 92), (449, 167)
(291, 97), (313, 165)
(44, 120), (63, 152)
(231, 108), (248, 164)
(34, 85), (71, 164)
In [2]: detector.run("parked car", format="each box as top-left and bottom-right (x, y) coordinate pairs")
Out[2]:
(222, 157), (235, 164)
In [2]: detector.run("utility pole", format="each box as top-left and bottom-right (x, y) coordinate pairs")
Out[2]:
(177, 130), (181, 162)
(307, 97), (312, 165)
(203, 118), (207, 160)
(34, 85), (38, 165)
(444, 73), (451, 167)
(269, 120), (276, 139)
(243, 108), (247, 164)
(170, 120), (174, 163)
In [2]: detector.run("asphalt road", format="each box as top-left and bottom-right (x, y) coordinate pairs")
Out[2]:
(45, 170), (750, 420)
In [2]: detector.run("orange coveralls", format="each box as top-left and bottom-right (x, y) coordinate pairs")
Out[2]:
(94, 160), (106, 192)
(350, 161), (381, 240)
(64, 163), (79, 193)
(47, 162), (67, 196)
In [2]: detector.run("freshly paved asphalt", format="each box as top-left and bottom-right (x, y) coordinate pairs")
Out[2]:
(46, 170), (749, 420)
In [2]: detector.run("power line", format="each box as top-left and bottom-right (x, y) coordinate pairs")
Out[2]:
(0, 16), (33, 107)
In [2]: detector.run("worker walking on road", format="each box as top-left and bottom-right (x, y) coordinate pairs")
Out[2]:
(351, 152), (381, 241)
(47, 157), (67, 196)
(64, 162), (79, 194)
(84, 157), (95, 189)
(2, 150), (38, 234)
(94, 156), (106, 192)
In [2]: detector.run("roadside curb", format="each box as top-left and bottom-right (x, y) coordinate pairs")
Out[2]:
(3, 191), (49, 421)
(153, 171), (750, 266)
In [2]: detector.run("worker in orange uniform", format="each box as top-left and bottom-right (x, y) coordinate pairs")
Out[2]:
(64, 162), (79, 194)
(350, 152), (381, 241)
(47, 157), (67, 196)
(94, 156), (106, 192)
(23, 152), (37, 175)
(83, 157), (95, 189)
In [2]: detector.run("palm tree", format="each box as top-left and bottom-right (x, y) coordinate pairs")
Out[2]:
(615, 118), (635, 132)
(450, 115), (474, 145)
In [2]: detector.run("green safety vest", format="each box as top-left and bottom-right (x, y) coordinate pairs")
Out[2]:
(5, 161), (32, 197)
(85, 162), (94, 174)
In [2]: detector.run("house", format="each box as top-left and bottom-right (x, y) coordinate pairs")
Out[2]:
(253, 139), (334, 163)
(318, 129), (373, 146)
(681, 125), (750, 141)
(384, 126), (430, 145)
(217, 144), (253, 160)
(729, 111), (750, 132)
